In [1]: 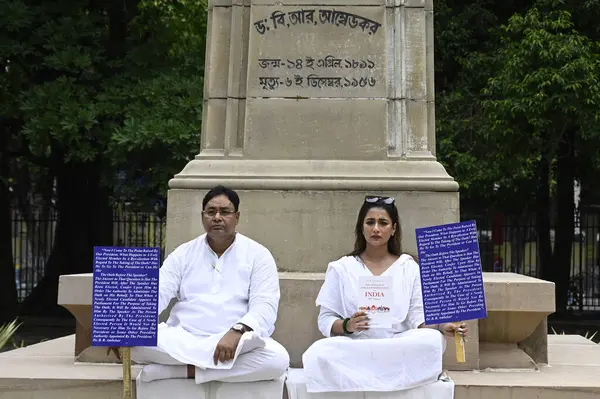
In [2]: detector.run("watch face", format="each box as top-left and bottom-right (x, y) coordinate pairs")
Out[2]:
(233, 324), (244, 331)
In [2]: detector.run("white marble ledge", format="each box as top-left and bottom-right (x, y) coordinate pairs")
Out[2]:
(58, 271), (556, 314)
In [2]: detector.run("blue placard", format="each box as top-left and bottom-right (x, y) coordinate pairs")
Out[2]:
(415, 220), (487, 325)
(92, 246), (160, 347)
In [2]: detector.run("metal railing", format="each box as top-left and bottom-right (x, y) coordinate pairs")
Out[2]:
(12, 206), (166, 301)
(467, 212), (600, 312)
(11, 206), (600, 312)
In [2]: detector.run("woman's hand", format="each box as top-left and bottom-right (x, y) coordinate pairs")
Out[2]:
(346, 311), (370, 332)
(440, 322), (468, 338)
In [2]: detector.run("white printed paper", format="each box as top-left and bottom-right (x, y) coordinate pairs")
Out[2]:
(357, 276), (394, 328)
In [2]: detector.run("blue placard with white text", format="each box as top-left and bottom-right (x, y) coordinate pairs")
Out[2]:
(92, 246), (160, 347)
(415, 220), (487, 325)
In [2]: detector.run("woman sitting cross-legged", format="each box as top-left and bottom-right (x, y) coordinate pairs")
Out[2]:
(301, 196), (468, 394)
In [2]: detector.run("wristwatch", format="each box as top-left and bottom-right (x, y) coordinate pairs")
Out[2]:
(231, 323), (246, 334)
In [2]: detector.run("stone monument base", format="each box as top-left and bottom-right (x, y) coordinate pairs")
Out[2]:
(165, 176), (459, 273)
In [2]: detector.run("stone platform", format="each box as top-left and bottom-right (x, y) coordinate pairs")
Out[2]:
(57, 271), (556, 372)
(0, 335), (140, 398)
(450, 334), (600, 398)
(0, 334), (598, 399)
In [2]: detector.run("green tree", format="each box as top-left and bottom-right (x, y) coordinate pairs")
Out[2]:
(0, 0), (206, 318)
(434, 0), (538, 213)
(481, 1), (600, 312)
(435, 0), (600, 312)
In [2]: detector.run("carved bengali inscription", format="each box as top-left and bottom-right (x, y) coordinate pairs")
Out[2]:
(253, 9), (381, 36)
(250, 8), (383, 95)
(257, 56), (376, 91)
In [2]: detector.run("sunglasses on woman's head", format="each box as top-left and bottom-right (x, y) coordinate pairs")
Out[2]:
(364, 196), (395, 205)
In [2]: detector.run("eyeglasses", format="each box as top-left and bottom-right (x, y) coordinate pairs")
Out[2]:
(203, 209), (236, 217)
(365, 196), (395, 205)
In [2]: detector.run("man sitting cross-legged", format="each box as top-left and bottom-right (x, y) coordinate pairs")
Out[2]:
(129, 185), (290, 384)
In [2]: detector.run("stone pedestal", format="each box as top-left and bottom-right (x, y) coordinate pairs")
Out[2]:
(165, 0), (465, 368)
(193, 0), (442, 162)
(167, 0), (459, 264)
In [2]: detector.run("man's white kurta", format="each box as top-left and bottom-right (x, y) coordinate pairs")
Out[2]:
(302, 254), (447, 393)
(155, 232), (280, 369)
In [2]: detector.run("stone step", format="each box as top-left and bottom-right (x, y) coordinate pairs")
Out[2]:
(450, 364), (600, 398)
(2, 335), (599, 399)
(452, 334), (600, 398)
(0, 335), (285, 399)
(0, 335), (138, 399)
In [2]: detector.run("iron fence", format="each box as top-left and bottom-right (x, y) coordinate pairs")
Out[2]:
(467, 212), (600, 312)
(11, 206), (600, 312)
(12, 206), (166, 301)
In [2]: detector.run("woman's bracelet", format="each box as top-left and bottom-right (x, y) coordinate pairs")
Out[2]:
(342, 318), (353, 334)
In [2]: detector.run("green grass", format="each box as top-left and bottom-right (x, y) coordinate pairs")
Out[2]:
(0, 320), (21, 349)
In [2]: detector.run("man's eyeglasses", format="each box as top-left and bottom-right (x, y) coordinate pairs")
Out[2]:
(203, 209), (236, 217)
(365, 196), (395, 205)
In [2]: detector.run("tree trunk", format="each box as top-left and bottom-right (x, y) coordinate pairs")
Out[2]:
(14, 167), (55, 288)
(19, 160), (113, 317)
(536, 157), (552, 282)
(510, 216), (526, 274)
(552, 130), (576, 314)
(0, 126), (19, 325)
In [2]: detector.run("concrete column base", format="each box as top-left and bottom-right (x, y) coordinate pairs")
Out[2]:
(165, 182), (460, 272)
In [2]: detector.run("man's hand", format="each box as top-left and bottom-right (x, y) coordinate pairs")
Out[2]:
(213, 330), (242, 365)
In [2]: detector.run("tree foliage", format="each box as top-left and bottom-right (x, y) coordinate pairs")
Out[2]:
(483, 3), (600, 157)
(434, 0), (537, 212)
(5, 0), (207, 205)
(436, 0), (600, 312)
(481, 1), (600, 312)
(0, 0), (207, 318)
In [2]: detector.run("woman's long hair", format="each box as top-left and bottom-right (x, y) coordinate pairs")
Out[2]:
(347, 200), (403, 257)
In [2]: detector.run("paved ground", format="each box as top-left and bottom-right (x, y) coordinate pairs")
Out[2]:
(0, 334), (598, 399)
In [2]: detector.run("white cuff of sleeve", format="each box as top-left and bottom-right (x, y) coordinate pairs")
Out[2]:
(323, 315), (339, 338)
(412, 317), (426, 330)
(237, 314), (260, 335)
